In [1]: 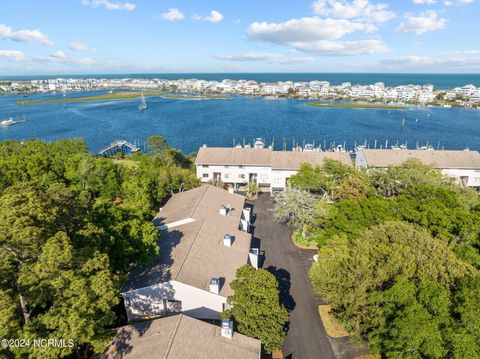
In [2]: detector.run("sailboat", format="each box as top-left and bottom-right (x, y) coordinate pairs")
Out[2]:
(139, 92), (147, 111)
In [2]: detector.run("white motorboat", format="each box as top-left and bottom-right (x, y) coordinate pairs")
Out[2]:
(254, 138), (265, 149)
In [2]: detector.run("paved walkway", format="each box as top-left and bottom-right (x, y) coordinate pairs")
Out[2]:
(248, 194), (336, 359)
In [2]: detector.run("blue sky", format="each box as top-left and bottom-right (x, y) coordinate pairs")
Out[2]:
(1, 0), (480, 74)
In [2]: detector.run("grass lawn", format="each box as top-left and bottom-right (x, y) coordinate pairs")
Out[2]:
(271, 350), (283, 359)
(16, 91), (165, 105)
(307, 102), (408, 110)
(318, 305), (349, 339)
(292, 230), (319, 250)
(111, 158), (139, 169)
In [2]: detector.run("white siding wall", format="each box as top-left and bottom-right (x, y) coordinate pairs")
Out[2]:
(197, 164), (304, 191)
(441, 169), (480, 187)
(271, 169), (297, 190)
(354, 151), (480, 187)
(122, 280), (227, 322)
(197, 164), (271, 186)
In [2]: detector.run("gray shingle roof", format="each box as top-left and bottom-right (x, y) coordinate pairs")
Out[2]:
(195, 147), (353, 169)
(360, 149), (480, 169)
(101, 314), (261, 359)
(122, 185), (251, 297)
(271, 151), (352, 170)
(195, 147), (273, 166)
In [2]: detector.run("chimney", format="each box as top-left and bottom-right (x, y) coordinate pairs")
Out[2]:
(249, 248), (260, 269)
(221, 319), (233, 340)
(223, 234), (232, 247)
(219, 204), (229, 216)
(209, 277), (221, 294)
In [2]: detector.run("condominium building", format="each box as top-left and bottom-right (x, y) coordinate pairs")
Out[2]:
(121, 185), (258, 322)
(356, 149), (480, 187)
(195, 147), (353, 191)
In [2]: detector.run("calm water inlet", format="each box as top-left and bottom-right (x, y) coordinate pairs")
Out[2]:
(1, 91), (479, 154)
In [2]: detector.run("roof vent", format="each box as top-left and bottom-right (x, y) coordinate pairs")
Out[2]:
(209, 277), (221, 295)
(224, 234), (233, 247)
(221, 319), (233, 340)
(219, 204), (230, 216)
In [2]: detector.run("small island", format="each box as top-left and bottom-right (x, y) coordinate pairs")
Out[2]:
(16, 91), (165, 105)
(161, 94), (230, 100)
(306, 102), (408, 110)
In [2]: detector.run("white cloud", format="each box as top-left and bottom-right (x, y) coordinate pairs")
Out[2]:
(293, 39), (389, 55)
(81, 0), (135, 11)
(215, 52), (314, 64)
(0, 24), (53, 46)
(248, 17), (373, 43)
(445, 0), (475, 5)
(50, 50), (67, 59)
(157, 8), (185, 21)
(34, 51), (96, 66)
(68, 42), (89, 51)
(312, 0), (396, 23)
(396, 11), (447, 34)
(75, 57), (96, 65)
(381, 51), (480, 70)
(0, 50), (26, 62)
(412, 0), (436, 4)
(247, 17), (388, 55)
(193, 10), (224, 23)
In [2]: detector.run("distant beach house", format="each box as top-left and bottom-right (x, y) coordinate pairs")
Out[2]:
(195, 147), (353, 192)
(121, 185), (258, 322)
(356, 149), (480, 188)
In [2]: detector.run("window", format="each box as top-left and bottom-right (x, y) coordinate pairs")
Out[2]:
(274, 178), (282, 184)
(202, 165), (209, 168)
(239, 174), (245, 179)
(224, 173), (230, 179)
(202, 173), (209, 178)
(260, 174), (268, 183)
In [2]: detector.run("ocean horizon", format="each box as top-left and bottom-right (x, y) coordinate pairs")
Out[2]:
(2, 73), (480, 89)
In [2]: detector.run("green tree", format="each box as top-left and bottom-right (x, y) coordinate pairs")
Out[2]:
(222, 265), (289, 353)
(0, 136), (200, 357)
(147, 135), (169, 154)
(289, 160), (353, 193)
(0, 184), (121, 358)
(274, 187), (328, 237)
(310, 221), (478, 358)
(450, 276), (480, 358)
(333, 173), (370, 201)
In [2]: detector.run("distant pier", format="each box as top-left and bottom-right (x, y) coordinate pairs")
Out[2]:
(98, 140), (140, 156)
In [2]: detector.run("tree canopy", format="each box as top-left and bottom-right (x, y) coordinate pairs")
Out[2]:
(310, 222), (479, 358)
(0, 137), (199, 358)
(288, 159), (480, 358)
(221, 265), (290, 354)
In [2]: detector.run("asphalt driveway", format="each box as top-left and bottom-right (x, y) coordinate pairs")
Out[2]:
(248, 194), (336, 359)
